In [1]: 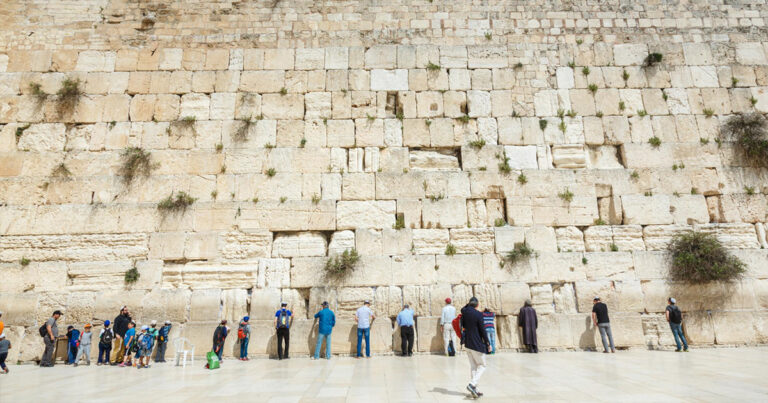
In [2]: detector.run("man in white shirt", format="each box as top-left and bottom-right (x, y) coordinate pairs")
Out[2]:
(441, 298), (457, 356)
(355, 300), (375, 358)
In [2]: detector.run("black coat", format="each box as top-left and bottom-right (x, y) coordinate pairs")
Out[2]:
(113, 313), (131, 338)
(460, 305), (490, 353)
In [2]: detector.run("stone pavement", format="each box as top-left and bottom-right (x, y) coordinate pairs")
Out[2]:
(1, 348), (767, 402)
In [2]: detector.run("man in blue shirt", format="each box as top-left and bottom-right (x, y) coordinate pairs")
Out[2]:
(313, 301), (336, 360)
(396, 304), (415, 356)
(274, 302), (292, 360)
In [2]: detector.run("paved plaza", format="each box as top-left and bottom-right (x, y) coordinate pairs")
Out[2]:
(1, 348), (767, 402)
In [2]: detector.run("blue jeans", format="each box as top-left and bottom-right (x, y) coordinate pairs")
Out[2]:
(357, 328), (370, 357)
(67, 345), (76, 363)
(670, 322), (688, 350)
(239, 337), (249, 358)
(98, 344), (111, 364)
(315, 333), (332, 359)
(486, 328), (496, 354)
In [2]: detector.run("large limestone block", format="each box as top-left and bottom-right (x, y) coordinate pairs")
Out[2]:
(584, 225), (614, 252)
(694, 223), (760, 249)
(435, 255), (483, 284)
(529, 196), (598, 227)
(0, 293), (38, 327)
(370, 69), (408, 91)
(613, 44), (648, 66)
(422, 198), (468, 229)
(551, 144), (587, 169)
(633, 251), (668, 280)
(256, 258), (291, 289)
(582, 252), (636, 280)
(409, 150), (460, 171)
(66, 260), (133, 291)
(536, 314), (574, 348)
(336, 201), (396, 230)
(611, 225), (645, 251)
(189, 289), (221, 322)
(412, 229), (449, 254)
(392, 255), (436, 286)
(221, 288), (249, 324)
(530, 284), (554, 314)
(641, 280), (755, 313)
(498, 283), (531, 316)
(449, 228), (494, 254)
(503, 145), (538, 169)
(642, 225), (692, 250)
(416, 316), (443, 353)
(555, 226), (585, 252)
(249, 288), (282, 320)
(328, 230), (355, 256)
(622, 195), (673, 225)
(712, 312), (756, 345)
(402, 285), (431, 316)
(163, 263), (257, 290)
(272, 232), (327, 258)
(236, 200), (336, 232)
(219, 229), (272, 260)
(669, 194), (710, 225)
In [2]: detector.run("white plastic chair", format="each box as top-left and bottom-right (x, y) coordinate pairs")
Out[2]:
(174, 337), (195, 368)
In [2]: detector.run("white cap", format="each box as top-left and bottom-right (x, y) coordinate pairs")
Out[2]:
(165, 320), (171, 324)
(150, 320), (157, 325)
(141, 325), (149, 330)
(0, 332), (5, 339)
(669, 297), (676, 304)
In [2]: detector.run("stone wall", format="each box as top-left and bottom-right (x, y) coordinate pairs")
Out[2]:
(1, 0), (768, 361)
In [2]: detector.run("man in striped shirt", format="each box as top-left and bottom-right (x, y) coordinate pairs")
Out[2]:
(482, 308), (496, 354)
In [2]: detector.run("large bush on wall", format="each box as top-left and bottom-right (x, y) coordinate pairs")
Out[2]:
(721, 113), (768, 168)
(666, 231), (746, 283)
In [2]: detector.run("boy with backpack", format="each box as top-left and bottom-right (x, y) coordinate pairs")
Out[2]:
(274, 303), (292, 360)
(98, 320), (114, 365)
(154, 320), (172, 363)
(73, 324), (93, 366)
(118, 322), (136, 367)
(238, 317), (250, 361)
(136, 325), (154, 369)
(66, 325), (80, 364)
(0, 332), (11, 374)
(212, 320), (229, 362)
(666, 298), (689, 352)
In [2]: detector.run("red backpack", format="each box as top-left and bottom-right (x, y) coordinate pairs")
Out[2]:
(452, 314), (463, 339)
(237, 326), (246, 340)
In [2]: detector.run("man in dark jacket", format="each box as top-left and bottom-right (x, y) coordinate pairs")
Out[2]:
(111, 306), (132, 365)
(460, 297), (491, 399)
(518, 300), (538, 353)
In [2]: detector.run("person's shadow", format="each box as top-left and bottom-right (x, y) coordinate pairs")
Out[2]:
(430, 387), (469, 398)
(578, 316), (596, 350)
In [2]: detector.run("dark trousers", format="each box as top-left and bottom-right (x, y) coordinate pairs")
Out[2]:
(0, 352), (7, 370)
(277, 328), (290, 359)
(400, 326), (414, 355)
(154, 341), (168, 362)
(41, 336), (55, 366)
(98, 344), (112, 364)
(212, 342), (224, 360)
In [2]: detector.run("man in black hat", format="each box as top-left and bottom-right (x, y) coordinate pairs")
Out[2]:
(40, 310), (63, 367)
(460, 297), (490, 398)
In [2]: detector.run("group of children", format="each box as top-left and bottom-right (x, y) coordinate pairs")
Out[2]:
(66, 319), (172, 369)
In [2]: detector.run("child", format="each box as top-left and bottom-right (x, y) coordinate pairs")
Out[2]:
(65, 325), (80, 364)
(97, 320), (114, 365)
(74, 324), (93, 366)
(118, 322), (136, 367)
(0, 333), (10, 374)
(136, 326), (154, 369)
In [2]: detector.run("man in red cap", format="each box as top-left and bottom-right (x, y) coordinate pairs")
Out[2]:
(440, 297), (457, 356)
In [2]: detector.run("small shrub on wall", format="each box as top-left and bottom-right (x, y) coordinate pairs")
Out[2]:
(324, 249), (360, 278)
(666, 231), (745, 283)
(721, 113), (768, 168)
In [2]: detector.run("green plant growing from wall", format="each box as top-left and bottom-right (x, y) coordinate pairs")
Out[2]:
(157, 191), (197, 213)
(721, 113), (768, 168)
(20, 257), (31, 267)
(233, 116), (256, 142)
(666, 231), (745, 283)
(649, 136), (662, 148)
(119, 147), (155, 185)
(266, 168), (277, 177)
(445, 244), (457, 256)
(468, 139), (486, 150)
(645, 52), (663, 67)
(517, 173), (528, 185)
(55, 78), (83, 117)
(29, 82), (47, 104)
(539, 119), (548, 131)
(558, 188), (574, 203)
(324, 249), (360, 278)
(504, 243), (537, 266)
(426, 62), (441, 71)
(494, 218), (506, 227)
(393, 213), (406, 230)
(124, 266), (140, 284)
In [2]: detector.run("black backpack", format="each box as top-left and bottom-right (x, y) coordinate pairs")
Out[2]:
(39, 324), (47, 337)
(100, 328), (114, 346)
(668, 306), (683, 323)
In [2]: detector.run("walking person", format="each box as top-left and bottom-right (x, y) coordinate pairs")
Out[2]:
(355, 300), (375, 358)
(154, 320), (172, 363)
(396, 304), (415, 356)
(40, 310), (62, 367)
(237, 316), (250, 361)
(212, 320), (229, 362)
(518, 300), (538, 353)
(0, 332), (11, 374)
(441, 298), (457, 356)
(73, 324), (93, 366)
(592, 297), (615, 353)
(274, 303), (292, 360)
(111, 306), (131, 365)
(482, 308), (496, 354)
(461, 297), (491, 399)
(97, 320), (114, 365)
(666, 298), (689, 352)
(313, 301), (335, 360)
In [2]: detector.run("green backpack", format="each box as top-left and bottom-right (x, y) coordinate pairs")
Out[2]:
(206, 351), (220, 370)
